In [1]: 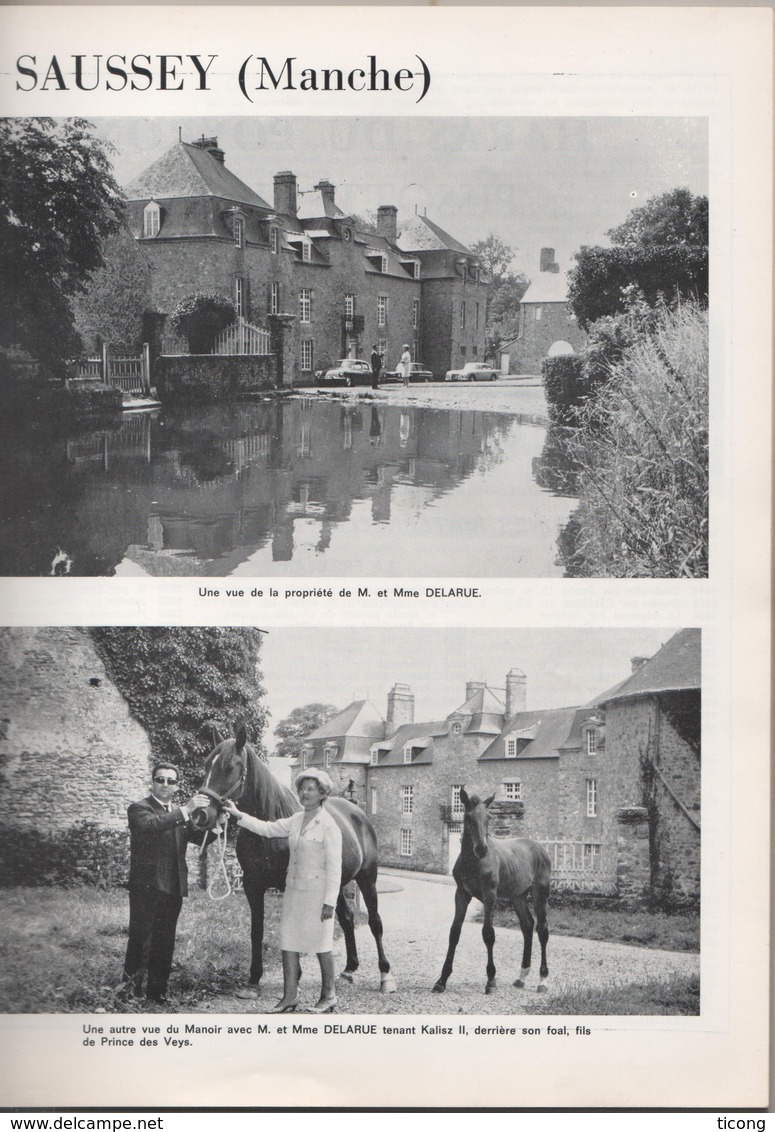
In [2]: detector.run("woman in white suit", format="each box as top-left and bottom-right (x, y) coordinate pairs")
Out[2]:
(224, 768), (342, 1014)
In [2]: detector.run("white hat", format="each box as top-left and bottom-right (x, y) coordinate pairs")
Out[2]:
(294, 768), (334, 796)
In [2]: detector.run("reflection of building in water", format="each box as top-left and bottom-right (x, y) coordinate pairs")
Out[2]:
(0, 401), (528, 575)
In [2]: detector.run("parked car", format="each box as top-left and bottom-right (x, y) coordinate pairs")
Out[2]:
(445, 361), (501, 382)
(381, 362), (434, 384)
(317, 359), (373, 386)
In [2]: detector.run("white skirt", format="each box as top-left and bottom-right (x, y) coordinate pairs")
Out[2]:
(279, 882), (335, 954)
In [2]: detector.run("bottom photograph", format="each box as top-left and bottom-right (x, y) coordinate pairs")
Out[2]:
(0, 625), (700, 1018)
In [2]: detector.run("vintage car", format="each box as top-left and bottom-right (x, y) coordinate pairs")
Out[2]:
(445, 361), (501, 382)
(317, 359), (374, 386)
(381, 362), (435, 383)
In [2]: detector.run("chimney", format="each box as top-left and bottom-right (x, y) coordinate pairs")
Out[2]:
(539, 247), (559, 273)
(274, 171), (298, 217)
(386, 683), (414, 733)
(465, 680), (486, 702)
(630, 656), (650, 673)
(377, 205), (398, 243)
(315, 179), (336, 210)
(192, 135), (225, 163)
(505, 668), (526, 717)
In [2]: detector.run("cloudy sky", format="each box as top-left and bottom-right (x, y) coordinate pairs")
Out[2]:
(94, 116), (708, 277)
(259, 627), (682, 750)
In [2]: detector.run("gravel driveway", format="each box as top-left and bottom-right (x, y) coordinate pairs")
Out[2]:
(203, 871), (699, 1016)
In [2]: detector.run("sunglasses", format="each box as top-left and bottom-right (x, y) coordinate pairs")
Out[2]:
(154, 776), (178, 786)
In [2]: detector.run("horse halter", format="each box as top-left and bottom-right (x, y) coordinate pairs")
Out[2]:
(201, 753), (247, 812)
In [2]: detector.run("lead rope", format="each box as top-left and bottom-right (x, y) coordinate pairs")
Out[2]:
(205, 821), (232, 901)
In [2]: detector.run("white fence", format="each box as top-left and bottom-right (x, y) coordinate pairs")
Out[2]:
(212, 317), (271, 356)
(75, 343), (151, 395)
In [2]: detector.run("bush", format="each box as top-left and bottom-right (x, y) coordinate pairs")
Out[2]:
(565, 301), (708, 577)
(541, 354), (588, 423)
(169, 293), (236, 354)
(0, 821), (129, 888)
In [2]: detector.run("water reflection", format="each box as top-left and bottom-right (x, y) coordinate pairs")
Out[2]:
(0, 399), (579, 577)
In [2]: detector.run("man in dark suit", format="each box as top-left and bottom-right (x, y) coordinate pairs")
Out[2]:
(370, 344), (383, 390)
(122, 764), (210, 1004)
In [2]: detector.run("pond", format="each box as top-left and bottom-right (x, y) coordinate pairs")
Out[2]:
(0, 398), (579, 577)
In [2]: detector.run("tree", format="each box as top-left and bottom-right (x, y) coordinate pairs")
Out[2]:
(567, 189), (708, 329)
(88, 628), (268, 794)
(169, 293), (236, 354)
(0, 118), (124, 373)
(273, 703), (339, 760)
(471, 234), (530, 360)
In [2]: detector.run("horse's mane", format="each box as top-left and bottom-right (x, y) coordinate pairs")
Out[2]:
(243, 744), (299, 821)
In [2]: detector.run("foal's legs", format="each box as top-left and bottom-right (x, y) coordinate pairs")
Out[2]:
(532, 881), (550, 992)
(357, 869), (396, 992)
(433, 886), (472, 992)
(512, 893), (535, 988)
(482, 892), (498, 994)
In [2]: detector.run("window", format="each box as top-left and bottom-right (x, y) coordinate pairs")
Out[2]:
(344, 294), (355, 318)
(380, 255), (388, 273)
(270, 227), (279, 255)
(302, 241), (311, 263)
(299, 289), (311, 323)
(270, 281), (280, 316)
(343, 227), (352, 241)
(461, 264), (468, 284)
(323, 744), (337, 769)
(370, 786), (377, 814)
(505, 737), (517, 759)
(377, 296), (388, 327)
(473, 266), (480, 285)
(451, 785), (464, 815)
(402, 785), (414, 815)
(300, 747), (312, 769)
(234, 216), (244, 248)
(460, 302), (466, 330)
(377, 339), (387, 358)
(586, 779), (598, 818)
(535, 306), (543, 321)
(475, 302), (480, 331)
(451, 721), (462, 735)
(413, 261), (421, 279)
(300, 339), (314, 372)
(412, 300), (420, 330)
(586, 729), (598, 756)
(143, 201), (160, 237)
(235, 278), (245, 317)
(370, 748), (379, 766)
(399, 828), (412, 856)
(504, 781), (522, 802)
(402, 744), (412, 765)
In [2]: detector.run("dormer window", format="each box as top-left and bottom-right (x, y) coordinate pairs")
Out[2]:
(403, 744), (413, 764)
(586, 729), (598, 756)
(270, 227), (279, 255)
(451, 721), (462, 736)
(370, 748), (379, 766)
(343, 227), (352, 241)
(233, 216), (245, 248)
(302, 241), (312, 263)
(505, 737), (517, 758)
(300, 746), (313, 769)
(380, 255), (388, 273)
(143, 201), (161, 238)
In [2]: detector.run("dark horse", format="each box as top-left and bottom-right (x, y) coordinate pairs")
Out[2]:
(194, 722), (395, 997)
(433, 788), (550, 995)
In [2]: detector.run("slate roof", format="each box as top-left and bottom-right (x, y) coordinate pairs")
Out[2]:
(297, 189), (349, 221)
(557, 707), (606, 751)
(446, 684), (507, 735)
(480, 707), (576, 761)
(370, 721), (449, 766)
(520, 270), (571, 305)
(398, 214), (473, 256)
(306, 699), (385, 741)
(124, 142), (272, 211)
(599, 629), (701, 703)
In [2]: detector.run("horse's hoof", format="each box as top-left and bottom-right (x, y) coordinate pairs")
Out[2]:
(338, 971), (355, 984)
(536, 984), (548, 994)
(234, 986), (260, 999)
(432, 983), (445, 994)
(380, 975), (397, 994)
(513, 979), (525, 989)
(485, 984), (496, 995)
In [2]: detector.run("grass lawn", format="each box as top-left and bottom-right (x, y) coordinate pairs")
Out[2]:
(482, 896), (699, 953)
(0, 886), (278, 1013)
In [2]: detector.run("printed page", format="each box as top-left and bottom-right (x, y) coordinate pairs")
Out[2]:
(0, 4), (771, 1111)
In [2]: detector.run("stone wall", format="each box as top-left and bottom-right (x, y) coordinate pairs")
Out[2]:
(509, 302), (587, 375)
(156, 355), (276, 402)
(0, 627), (152, 833)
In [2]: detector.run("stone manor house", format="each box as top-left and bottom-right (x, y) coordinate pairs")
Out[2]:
(98, 134), (489, 382)
(296, 629), (701, 906)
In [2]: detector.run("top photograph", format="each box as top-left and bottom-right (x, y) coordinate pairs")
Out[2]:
(0, 115), (708, 578)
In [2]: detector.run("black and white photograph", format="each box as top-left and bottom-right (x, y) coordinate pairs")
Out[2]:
(0, 115), (708, 579)
(0, 625), (700, 1017)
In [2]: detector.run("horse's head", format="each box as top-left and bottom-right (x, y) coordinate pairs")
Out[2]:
(194, 720), (253, 832)
(460, 787), (495, 859)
